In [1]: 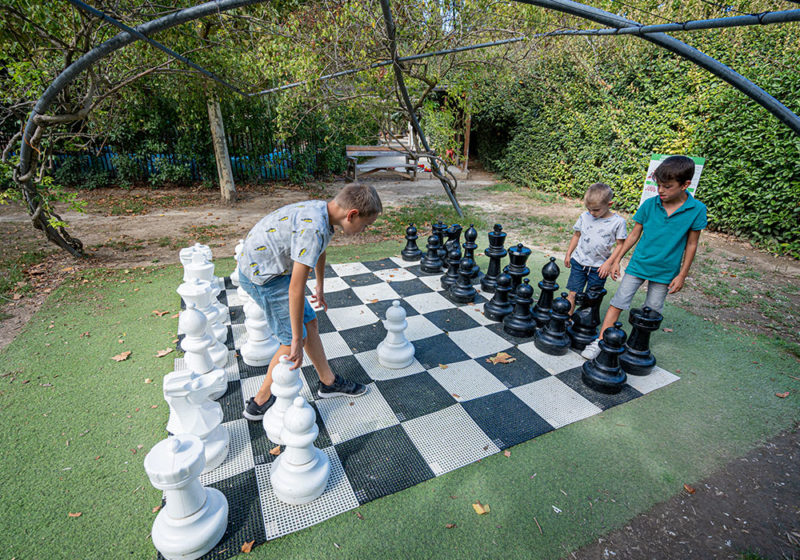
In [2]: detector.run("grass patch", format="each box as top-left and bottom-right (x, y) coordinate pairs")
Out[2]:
(483, 182), (563, 204)
(109, 199), (145, 216)
(372, 198), (489, 239)
(181, 224), (230, 244)
(96, 239), (146, 252)
(0, 250), (46, 297)
(1, 250), (798, 559)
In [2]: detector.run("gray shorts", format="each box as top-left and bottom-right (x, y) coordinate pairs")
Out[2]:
(608, 273), (669, 312)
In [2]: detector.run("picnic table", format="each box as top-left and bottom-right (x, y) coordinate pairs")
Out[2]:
(345, 145), (418, 182)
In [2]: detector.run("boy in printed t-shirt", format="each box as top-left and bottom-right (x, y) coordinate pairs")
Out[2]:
(581, 156), (707, 360)
(238, 184), (383, 421)
(564, 182), (628, 314)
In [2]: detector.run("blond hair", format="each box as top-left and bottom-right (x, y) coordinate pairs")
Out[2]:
(333, 183), (383, 217)
(584, 182), (613, 205)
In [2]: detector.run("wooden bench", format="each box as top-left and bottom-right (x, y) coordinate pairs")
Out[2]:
(345, 145), (418, 182)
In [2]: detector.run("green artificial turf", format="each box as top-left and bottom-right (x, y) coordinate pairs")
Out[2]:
(0, 244), (797, 559)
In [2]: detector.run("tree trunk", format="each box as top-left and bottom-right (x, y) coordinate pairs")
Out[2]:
(206, 98), (236, 204)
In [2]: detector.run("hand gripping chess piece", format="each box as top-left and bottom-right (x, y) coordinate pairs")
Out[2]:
(270, 396), (331, 505)
(582, 322), (628, 394)
(178, 303), (228, 399)
(144, 435), (228, 560)
(619, 306), (663, 376)
(163, 374), (230, 472)
(263, 355), (303, 445)
(378, 300), (415, 369)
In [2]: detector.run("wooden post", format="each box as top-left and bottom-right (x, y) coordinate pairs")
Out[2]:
(207, 98), (236, 203)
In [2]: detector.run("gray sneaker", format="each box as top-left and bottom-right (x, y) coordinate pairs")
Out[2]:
(243, 395), (275, 421)
(318, 373), (367, 399)
(581, 339), (601, 360)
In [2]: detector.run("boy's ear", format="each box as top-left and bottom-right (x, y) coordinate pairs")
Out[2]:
(346, 208), (359, 222)
(680, 180), (691, 190)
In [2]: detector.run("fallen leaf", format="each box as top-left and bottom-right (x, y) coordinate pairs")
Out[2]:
(152, 505), (161, 513)
(683, 483), (696, 494)
(452, 393), (461, 399)
(151, 405), (158, 409)
(356, 512), (364, 520)
(503, 450), (511, 458)
(439, 363), (448, 369)
(775, 391), (790, 398)
(472, 501), (490, 515)
(112, 351), (131, 362)
(12, 293), (23, 300)
(241, 540), (255, 553)
(80, 332), (90, 338)
(334, 543), (341, 549)
(486, 352), (516, 365)
(662, 328), (674, 333)
(144, 378), (153, 384)
(156, 348), (173, 358)
(68, 512), (82, 518)
(445, 523), (456, 529)
(171, 313), (179, 319)
(269, 446), (281, 456)
(370, 299), (379, 304)
(152, 310), (169, 316)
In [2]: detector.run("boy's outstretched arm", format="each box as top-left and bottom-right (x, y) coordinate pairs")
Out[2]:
(669, 229), (701, 294)
(609, 222), (643, 280)
(599, 239), (628, 279)
(288, 261), (312, 369)
(564, 232), (580, 268)
(311, 250), (327, 311)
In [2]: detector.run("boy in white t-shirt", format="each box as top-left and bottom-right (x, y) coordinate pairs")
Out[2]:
(564, 183), (628, 314)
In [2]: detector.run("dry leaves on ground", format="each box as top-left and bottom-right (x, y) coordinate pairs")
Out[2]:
(67, 512), (82, 518)
(152, 310), (169, 316)
(269, 446), (281, 456)
(241, 540), (255, 553)
(472, 501), (490, 515)
(156, 348), (173, 358)
(487, 352), (516, 365)
(775, 392), (790, 398)
(683, 484), (696, 494)
(112, 351), (131, 362)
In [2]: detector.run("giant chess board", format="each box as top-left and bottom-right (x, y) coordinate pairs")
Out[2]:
(172, 256), (679, 559)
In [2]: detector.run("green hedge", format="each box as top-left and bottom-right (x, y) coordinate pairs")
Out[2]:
(472, 26), (800, 257)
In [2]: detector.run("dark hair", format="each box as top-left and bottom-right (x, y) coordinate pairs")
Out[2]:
(653, 156), (695, 185)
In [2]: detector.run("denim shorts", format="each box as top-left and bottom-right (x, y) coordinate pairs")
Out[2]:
(608, 273), (669, 312)
(238, 271), (316, 346)
(565, 258), (607, 293)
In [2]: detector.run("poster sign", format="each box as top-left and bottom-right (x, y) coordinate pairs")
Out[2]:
(640, 154), (705, 207)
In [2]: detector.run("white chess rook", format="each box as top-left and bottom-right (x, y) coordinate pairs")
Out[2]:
(144, 435), (229, 560)
(270, 396), (330, 505)
(377, 300), (415, 369)
(240, 297), (279, 367)
(230, 239), (244, 288)
(178, 303), (227, 399)
(163, 375), (230, 473)
(178, 278), (229, 351)
(262, 355), (303, 445)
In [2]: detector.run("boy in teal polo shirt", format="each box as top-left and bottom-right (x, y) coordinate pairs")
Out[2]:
(582, 155), (707, 360)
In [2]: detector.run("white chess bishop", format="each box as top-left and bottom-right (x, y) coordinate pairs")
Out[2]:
(262, 355), (303, 444)
(163, 374), (229, 473)
(240, 296), (279, 367)
(144, 435), (228, 560)
(377, 300), (415, 369)
(270, 396), (330, 505)
(178, 303), (227, 399)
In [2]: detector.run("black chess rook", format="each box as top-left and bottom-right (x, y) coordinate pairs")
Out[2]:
(534, 292), (571, 355)
(532, 257), (560, 327)
(401, 224), (423, 261)
(582, 322), (628, 394)
(619, 306), (663, 376)
(481, 224), (507, 293)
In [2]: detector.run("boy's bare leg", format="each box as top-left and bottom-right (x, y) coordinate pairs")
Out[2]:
(253, 344), (291, 405)
(303, 318), (336, 386)
(566, 291), (577, 315)
(598, 305), (623, 340)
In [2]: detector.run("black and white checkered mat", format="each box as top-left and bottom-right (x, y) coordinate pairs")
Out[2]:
(170, 257), (678, 559)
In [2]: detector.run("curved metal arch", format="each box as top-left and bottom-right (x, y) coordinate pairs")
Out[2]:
(513, 0), (800, 134)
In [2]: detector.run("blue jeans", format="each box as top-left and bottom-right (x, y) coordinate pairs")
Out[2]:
(238, 271), (316, 345)
(565, 258), (607, 293)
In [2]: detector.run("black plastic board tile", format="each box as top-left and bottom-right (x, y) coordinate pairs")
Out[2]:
(555, 367), (643, 410)
(460, 390), (553, 449)
(412, 333), (471, 369)
(478, 346), (550, 388)
(377, 371), (458, 422)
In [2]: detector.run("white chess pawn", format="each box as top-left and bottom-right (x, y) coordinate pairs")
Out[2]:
(144, 435), (228, 560)
(177, 303), (227, 400)
(240, 297), (279, 367)
(178, 278), (228, 349)
(163, 375), (229, 472)
(377, 300), (415, 369)
(230, 239), (244, 288)
(270, 396), (330, 505)
(262, 355), (303, 445)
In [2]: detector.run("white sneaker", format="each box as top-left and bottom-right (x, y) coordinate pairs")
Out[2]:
(581, 339), (601, 360)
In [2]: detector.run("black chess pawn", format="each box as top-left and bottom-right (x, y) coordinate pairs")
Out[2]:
(461, 224), (482, 281)
(503, 279), (537, 338)
(441, 247), (461, 291)
(504, 243), (531, 304)
(534, 292), (571, 355)
(449, 256), (478, 303)
(432, 221), (448, 261)
(532, 257), (560, 327)
(483, 273), (514, 322)
(444, 224), (463, 255)
(481, 224), (507, 293)
(401, 224), (422, 261)
(420, 234), (444, 273)
(567, 286), (607, 350)
(619, 307), (663, 376)
(582, 322), (628, 394)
